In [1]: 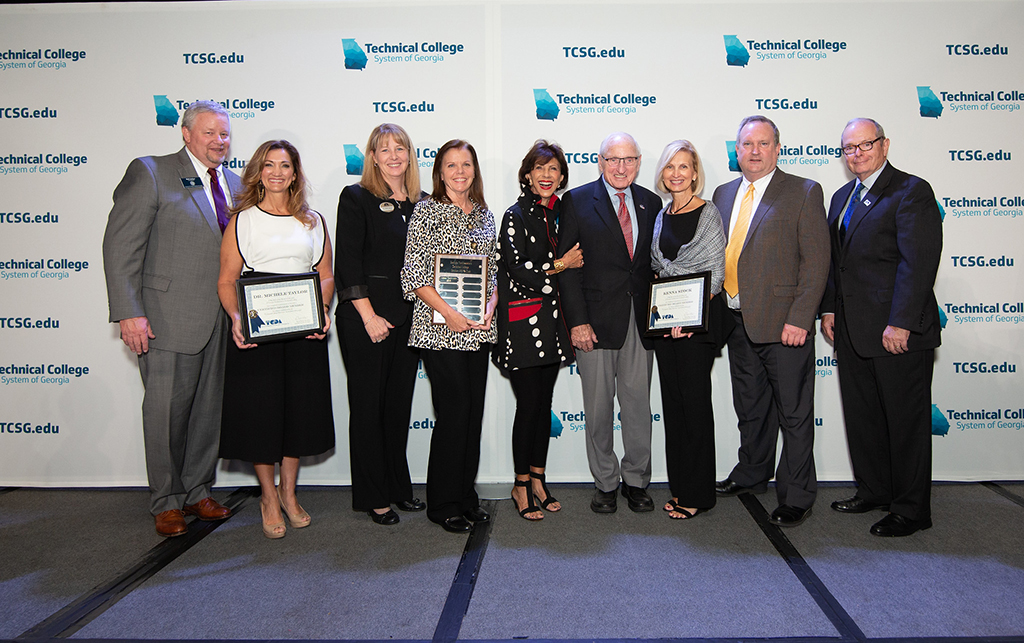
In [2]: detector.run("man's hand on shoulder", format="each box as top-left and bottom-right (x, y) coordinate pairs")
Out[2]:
(781, 323), (808, 347)
(119, 316), (155, 355)
(571, 324), (598, 352)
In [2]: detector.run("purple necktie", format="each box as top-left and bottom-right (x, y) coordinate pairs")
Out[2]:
(207, 167), (230, 233)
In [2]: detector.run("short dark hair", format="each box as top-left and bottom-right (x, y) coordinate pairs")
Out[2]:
(430, 139), (486, 210)
(736, 115), (780, 146)
(517, 140), (569, 195)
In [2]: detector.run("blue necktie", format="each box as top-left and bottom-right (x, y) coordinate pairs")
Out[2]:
(839, 182), (863, 243)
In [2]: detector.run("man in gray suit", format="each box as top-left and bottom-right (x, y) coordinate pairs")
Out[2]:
(711, 115), (830, 527)
(103, 101), (239, 537)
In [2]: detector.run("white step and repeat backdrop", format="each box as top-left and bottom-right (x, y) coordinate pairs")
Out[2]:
(2, 0), (1022, 487)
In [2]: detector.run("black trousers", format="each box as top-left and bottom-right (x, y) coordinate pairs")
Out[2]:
(835, 308), (934, 520)
(422, 347), (489, 522)
(337, 314), (420, 511)
(725, 310), (817, 510)
(654, 338), (717, 509)
(508, 362), (560, 475)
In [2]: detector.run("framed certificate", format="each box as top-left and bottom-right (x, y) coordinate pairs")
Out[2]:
(645, 271), (711, 337)
(433, 254), (488, 324)
(235, 272), (325, 344)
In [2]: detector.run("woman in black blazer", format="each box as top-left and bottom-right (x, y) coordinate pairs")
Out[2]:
(335, 123), (426, 525)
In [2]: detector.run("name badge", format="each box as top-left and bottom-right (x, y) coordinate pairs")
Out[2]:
(379, 202), (395, 213)
(181, 177), (203, 188)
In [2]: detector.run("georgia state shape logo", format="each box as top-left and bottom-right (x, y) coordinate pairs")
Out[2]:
(534, 89), (559, 121)
(153, 95), (179, 127)
(343, 39), (368, 70)
(344, 144), (365, 175)
(917, 86), (943, 118)
(724, 35), (750, 67)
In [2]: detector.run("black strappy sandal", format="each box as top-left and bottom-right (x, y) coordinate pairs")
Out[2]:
(530, 471), (560, 512)
(667, 499), (708, 520)
(512, 478), (543, 520)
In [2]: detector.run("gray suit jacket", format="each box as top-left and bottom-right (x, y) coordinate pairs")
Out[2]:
(103, 147), (241, 354)
(712, 168), (829, 344)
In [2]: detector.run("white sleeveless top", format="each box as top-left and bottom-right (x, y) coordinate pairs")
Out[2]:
(235, 206), (326, 273)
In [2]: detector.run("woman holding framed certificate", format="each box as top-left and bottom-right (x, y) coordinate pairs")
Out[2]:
(400, 139), (498, 534)
(492, 140), (581, 521)
(217, 140), (335, 539)
(649, 140), (727, 521)
(335, 124), (427, 526)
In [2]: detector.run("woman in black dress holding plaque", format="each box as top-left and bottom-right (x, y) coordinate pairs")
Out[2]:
(335, 123), (426, 526)
(400, 139), (498, 534)
(649, 140), (727, 520)
(492, 140), (581, 520)
(218, 140), (335, 539)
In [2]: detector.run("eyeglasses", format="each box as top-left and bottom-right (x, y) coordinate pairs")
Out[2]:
(842, 136), (884, 156)
(601, 156), (639, 167)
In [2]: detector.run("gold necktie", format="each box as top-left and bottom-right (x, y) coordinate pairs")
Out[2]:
(723, 183), (755, 297)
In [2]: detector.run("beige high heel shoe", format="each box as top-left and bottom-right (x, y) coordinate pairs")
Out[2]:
(261, 501), (286, 539)
(278, 487), (311, 528)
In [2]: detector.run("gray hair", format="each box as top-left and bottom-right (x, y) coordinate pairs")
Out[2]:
(181, 100), (229, 131)
(600, 132), (641, 158)
(736, 115), (779, 146)
(844, 117), (885, 140)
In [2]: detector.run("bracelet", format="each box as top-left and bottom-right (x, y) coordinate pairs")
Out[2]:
(363, 315), (377, 326)
(553, 260), (565, 273)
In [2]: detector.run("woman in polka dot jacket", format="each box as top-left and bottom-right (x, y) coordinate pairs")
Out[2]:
(493, 140), (583, 521)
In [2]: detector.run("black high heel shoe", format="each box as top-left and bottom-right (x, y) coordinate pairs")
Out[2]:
(367, 508), (399, 525)
(512, 479), (543, 520)
(530, 471), (560, 512)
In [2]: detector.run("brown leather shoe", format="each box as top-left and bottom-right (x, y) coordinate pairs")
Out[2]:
(155, 509), (188, 537)
(183, 497), (231, 521)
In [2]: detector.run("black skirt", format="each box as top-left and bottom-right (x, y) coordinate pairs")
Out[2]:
(219, 325), (335, 463)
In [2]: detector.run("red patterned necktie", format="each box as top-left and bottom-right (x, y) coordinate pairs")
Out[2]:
(616, 191), (633, 260)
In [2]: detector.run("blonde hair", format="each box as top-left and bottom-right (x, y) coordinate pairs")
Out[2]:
(653, 140), (705, 196)
(360, 123), (421, 201)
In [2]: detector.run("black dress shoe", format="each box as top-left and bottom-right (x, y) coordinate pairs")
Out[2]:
(621, 483), (654, 512)
(870, 513), (932, 537)
(715, 478), (766, 496)
(769, 504), (811, 527)
(441, 515), (472, 533)
(463, 506), (490, 522)
(396, 498), (427, 512)
(831, 496), (890, 514)
(590, 488), (617, 513)
(367, 509), (399, 525)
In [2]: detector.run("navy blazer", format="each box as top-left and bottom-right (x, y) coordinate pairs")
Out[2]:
(820, 163), (942, 358)
(557, 178), (661, 350)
